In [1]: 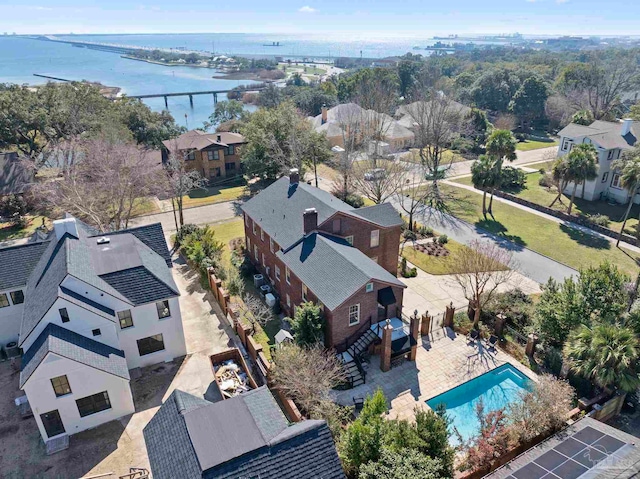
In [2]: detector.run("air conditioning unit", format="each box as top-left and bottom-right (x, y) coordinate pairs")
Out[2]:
(253, 274), (264, 288)
(260, 284), (272, 295)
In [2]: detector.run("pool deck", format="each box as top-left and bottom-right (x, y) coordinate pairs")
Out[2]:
(332, 326), (538, 422)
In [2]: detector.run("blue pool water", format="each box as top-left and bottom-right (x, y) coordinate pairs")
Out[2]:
(426, 364), (531, 444)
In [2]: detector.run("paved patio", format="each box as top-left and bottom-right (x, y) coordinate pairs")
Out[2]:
(332, 327), (537, 422)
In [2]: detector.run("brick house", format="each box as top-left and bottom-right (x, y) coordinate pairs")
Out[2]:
(241, 169), (406, 352)
(161, 130), (246, 183)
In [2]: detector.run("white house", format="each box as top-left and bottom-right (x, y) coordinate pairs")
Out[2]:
(557, 119), (639, 204)
(0, 216), (187, 449)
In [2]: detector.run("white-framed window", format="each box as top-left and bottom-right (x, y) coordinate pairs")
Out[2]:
(332, 218), (341, 233)
(275, 266), (281, 281)
(254, 244), (259, 260)
(262, 253), (266, 266)
(607, 149), (615, 161)
(371, 256), (378, 264)
(349, 304), (360, 326)
(247, 236), (251, 251)
(561, 138), (570, 151)
(302, 284), (308, 302)
(370, 229), (380, 248)
(252, 220), (256, 235)
(244, 214), (249, 226)
(345, 235), (354, 246)
(611, 173), (622, 189)
(0, 293), (9, 308)
(286, 267), (291, 284)
(286, 294), (291, 307)
(270, 237), (275, 253)
(227, 145), (235, 156)
(10, 290), (24, 305)
(602, 172), (609, 183)
(365, 282), (374, 293)
(207, 150), (219, 161)
(260, 228), (264, 241)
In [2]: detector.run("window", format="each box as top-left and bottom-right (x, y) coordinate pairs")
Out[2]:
(118, 310), (134, 329)
(227, 145), (235, 156)
(302, 284), (308, 302)
(365, 282), (374, 293)
(270, 237), (274, 253)
(244, 214), (249, 227)
(611, 173), (622, 189)
(225, 162), (236, 171)
(285, 267), (291, 284)
(607, 149), (615, 161)
(92, 328), (101, 336)
(561, 138), (570, 151)
(345, 235), (354, 246)
(207, 150), (219, 161)
(254, 244), (259, 260)
(59, 308), (69, 323)
(252, 220), (256, 235)
(0, 293), (8, 308)
(286, 294), (291, 307)
(332, 218), (341, 233)
(10, 290), (24, 305)
(275, 266), (281, 281)
(186, 150), (195, 161)
(50, 375), (72, 397)
(260, 228), (264, 241)
(370, 230), (380, 248)
(156, 300), (171, 319)
(76, 391), (111, 417)
(262, 253), (266, 267)
(137, 334), (165, 356)
(212, 167), (221, 177)
(349, 304), (360, 326)
(602, 172), (609, 183)
(247, 237), (251, 252)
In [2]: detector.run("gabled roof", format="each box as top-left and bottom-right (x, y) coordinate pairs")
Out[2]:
(19, 219), (177, 346)
(144, 387), (345, 479)
(277, 233), (405, 311)
(0, 152), (34, 195)
(101, 223), (173, 267)
(101, 266), (178, 305)
(0, 241), (50, 291)
(241, 177), (401, 249)
(395, 99), (472, 119)
(558, 120), (639, 150)
(162, 130), (245, 152)
(20, 323), (129, 387)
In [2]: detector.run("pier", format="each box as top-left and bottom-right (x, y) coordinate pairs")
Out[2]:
(127, 87), (265, 107)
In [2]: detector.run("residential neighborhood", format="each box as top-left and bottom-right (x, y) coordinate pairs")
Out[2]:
(2, 9), (640, 479)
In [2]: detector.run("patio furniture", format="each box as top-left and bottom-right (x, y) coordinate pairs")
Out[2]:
(485, 335), (499, 351)
(466, 329), (479, 345)
(353, 397), (365, 412)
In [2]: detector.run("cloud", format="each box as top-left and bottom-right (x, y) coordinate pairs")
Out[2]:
(298, 6), (318, 13)
(556, 0), (569, 3)
(28, 5), (53, 10)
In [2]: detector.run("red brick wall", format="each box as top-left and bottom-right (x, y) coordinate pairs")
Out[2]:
(179, 145), (243, 180)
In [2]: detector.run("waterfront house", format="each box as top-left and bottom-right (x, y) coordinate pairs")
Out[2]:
(161, 129), (246, 183)
(144, 386), (345, 479)
(557, 119), (639, 204)
(2, 216), (187, 449)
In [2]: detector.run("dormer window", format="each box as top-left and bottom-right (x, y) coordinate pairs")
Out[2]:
(186, 150), (195, 161)
(59, 308), (70, 323)
(607, 149), (615, 160)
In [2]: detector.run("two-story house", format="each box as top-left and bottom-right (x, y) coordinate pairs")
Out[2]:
(241, 169), (406, 352)
(0, 216), (187, 449)
(161, 130), (246, 183)
(557, 119), (639, 204)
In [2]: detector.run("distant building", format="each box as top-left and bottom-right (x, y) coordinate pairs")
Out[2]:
(161, 130), (246, 183)
(0, 152), (34, 197)
(557, 119), (639, 204)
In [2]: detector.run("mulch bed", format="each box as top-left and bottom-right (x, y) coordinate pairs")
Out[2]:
(414, 242), (450, 257)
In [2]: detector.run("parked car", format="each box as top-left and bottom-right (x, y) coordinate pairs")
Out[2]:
(425, 165), (447, 180)
(364, 168), (387, 181)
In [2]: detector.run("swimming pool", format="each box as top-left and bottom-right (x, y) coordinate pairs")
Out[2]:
(426, 364), (532, 444)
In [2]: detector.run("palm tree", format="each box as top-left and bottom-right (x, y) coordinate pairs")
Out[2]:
(563, 324), (640, 394)
(565, 144), (598, 215)
(471, 155), (497, 219)
(485, 130), (517, 216)
(612, 145), (640, 246)
(549, 157), (572, 208)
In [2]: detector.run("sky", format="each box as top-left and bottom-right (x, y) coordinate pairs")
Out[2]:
(1, 0), (639, 37)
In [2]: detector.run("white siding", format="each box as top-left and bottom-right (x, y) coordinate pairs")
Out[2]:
(0, 286), (25, 347)
(23, 353), (134, 442)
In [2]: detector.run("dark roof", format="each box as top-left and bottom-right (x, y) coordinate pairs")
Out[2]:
(20, 323), (129, 387)
(60, 285), (115, 316)
(144, 387), (344, 479)
(161, 130), (245, 152)
(485, 416), (640, 479)
(277, 233), (404, 311)
(242, 177), (400, 250)
(19, 219), (178, 346)
(101, 223), (172, 267)
(0, 152), (34, 195)
(0, 241), (50, 291)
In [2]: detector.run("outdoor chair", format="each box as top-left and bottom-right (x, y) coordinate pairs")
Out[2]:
(485, 335), (499, 352)
(353, 397), (364, 412)
(466, 329), (479, 345)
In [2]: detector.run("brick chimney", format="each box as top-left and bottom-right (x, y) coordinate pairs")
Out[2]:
(321, 105), (328, 125)
(289, 168), (300, 184)
(303, 208), (318, 234)
(622, 119), (633, 137)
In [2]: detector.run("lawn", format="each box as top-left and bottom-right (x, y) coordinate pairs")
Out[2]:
(401, 239), (507, 275)
(403, 149), (469, 165)
(131, 197), (161, 216)
(0, 215), (50, 242)
(440, 184), (640, 276)
(515, 138), (559, 151)
(452, 171), (639, 235)
(181, 183), (249, 209)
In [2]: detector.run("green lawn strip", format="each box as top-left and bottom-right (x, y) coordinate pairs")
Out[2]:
(0, 215), (49, 242)
(403, 149), (469, 165)
(440, 184), (640, 276)
(401, 240), (507, 275)
(515, 139), (559, 151)
(131, 197), (161, 216)
(182, 184), (248, 209)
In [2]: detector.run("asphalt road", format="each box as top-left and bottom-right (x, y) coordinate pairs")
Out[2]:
(129, 200), (240, 231)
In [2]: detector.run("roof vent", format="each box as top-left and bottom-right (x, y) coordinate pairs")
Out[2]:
(96, 237), (111, 245)
(217, 134), (222, 142)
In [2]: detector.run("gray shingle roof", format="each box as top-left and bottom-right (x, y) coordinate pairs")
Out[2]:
(19, 219), (177, 346)
(559, 120), (639, 150)
(0, 152), (34, 195)
(277, 233), (405, 311)
(144, 387), (344, 479)
(0, 241), (49, 291)
(101, 223), (172, 267)
(20, 322), (129, 387)
(242, 177), (398, 249)
(353, 202), (403, 227)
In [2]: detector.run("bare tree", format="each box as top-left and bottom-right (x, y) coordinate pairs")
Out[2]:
(38, 132), (163, 232)
(352, 159), (406, 205)
(270, 343), (345, 417)
(493, 113), (517, 131)
(331, 104), (364, 200)
(449, 240), (517, 328)
(239, 293), (273, 330)
(395, 161), (431, 231)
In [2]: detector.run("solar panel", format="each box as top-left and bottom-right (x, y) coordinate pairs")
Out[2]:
(507, 426), (630, 479)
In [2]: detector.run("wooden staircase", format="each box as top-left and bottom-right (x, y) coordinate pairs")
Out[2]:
(339, 328), (379, 388)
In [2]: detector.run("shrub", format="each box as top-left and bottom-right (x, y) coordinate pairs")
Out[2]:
(418, 225), (433, 237)
(587, 213), (611, 227)
(500, 166), (526, 190)
(437, 234), (448, 245)
(0, 194), (29, 227)
(538, 172), (555, 188)
(454, 311), (473, 334)
(176, 223), (199, 242)
(450, 137), (475, 155)
(401, 266), (417, 278)
(224, 265), (245, 296)
(290, 302), (324, 346)
(344, 193), (365, 209)
(483, 288), (534, 330)
(403, 229), (417, 241)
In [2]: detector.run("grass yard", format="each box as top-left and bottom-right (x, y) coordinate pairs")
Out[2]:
(181, 183), (249, 209)
(440, 184), (640, 276)
(452, 171), (640, 235)
(401, 239), (507, 275)
(516, 138), (559, 151)
(131, 197), (161, 216)
(0, 215), (50, 242)
(403, 149), (469, 165)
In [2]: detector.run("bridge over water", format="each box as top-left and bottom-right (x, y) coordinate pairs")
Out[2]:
(127, 87), (265, 107)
